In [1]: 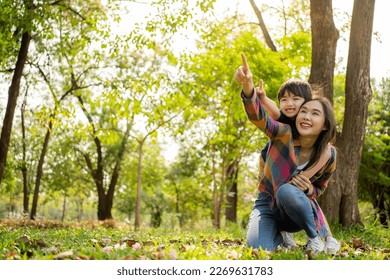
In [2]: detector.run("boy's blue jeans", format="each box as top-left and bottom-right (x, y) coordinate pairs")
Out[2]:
(246, 183), (323, 250)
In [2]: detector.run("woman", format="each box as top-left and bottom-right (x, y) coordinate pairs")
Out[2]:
(236, 53), (337, 251)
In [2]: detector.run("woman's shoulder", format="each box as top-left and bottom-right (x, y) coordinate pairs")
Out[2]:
(325, 145), (337, 167)
(329, 145), (337, 157)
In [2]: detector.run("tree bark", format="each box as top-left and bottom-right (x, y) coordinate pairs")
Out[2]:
(30, 88), (72, 219)
(332, 0), (375, 226)
(211, 144), (221, 229)
(134, 140), (144, 229)
(105, 120), (131, 220)
(30, 121), (53, 219)
(225, 159), (239, 223)
(0, 32), (31, 183)
(21, 90), (29, 215)
(308, 0), (339, 102)
(174, 183), (183, 227)
(61, 192), (67, 222)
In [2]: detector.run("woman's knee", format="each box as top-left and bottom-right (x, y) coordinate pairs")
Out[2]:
(276, 184), (297, 202)
(276, 184), (307, 209)
(246, 235), (261, 249)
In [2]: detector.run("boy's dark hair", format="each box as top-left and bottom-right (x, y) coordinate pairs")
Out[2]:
(277, 79), (312, 101)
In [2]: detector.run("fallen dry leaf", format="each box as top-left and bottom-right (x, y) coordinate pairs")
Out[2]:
(169, 249), (178, 260)
(102, 246), (113, 253)
(153, 250), (165, 260)
(121, 238), (137, 247)
(132, 242), (142, 251)
(36, 239), (47, 248)
(101, 238), (111, 246)
(5, 250), (19, 259)
(181, 244), (196, 252)
(227, 249), (241, 260)
(46, 246), (57, 254)
(16, 235), (32, 246)
(142, 241), (154, 246)
(352, 237), (365, 249)
(114, 243), (127, 250)
(54, 250), (73, 260)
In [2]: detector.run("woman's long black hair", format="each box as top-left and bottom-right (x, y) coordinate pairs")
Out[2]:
(301, 97), (337, 170)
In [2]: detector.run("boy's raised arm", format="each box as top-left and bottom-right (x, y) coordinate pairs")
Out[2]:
(256, 80), (280, 120)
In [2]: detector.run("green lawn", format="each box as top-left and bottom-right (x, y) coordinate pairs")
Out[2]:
(0, 215), (389, 260)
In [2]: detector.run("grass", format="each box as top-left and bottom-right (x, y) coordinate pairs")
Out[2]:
(0, 214), (389, 260)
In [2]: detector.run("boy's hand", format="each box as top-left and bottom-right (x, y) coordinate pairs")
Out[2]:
(256, 80), (267, 101)
(234, 52), (254, 96)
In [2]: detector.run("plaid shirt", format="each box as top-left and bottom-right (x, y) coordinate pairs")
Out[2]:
(241, 91), (337, 203)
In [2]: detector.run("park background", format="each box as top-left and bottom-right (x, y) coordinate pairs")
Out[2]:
(0, 0), (389, 260)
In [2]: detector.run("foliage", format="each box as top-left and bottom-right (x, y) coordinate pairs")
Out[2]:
(358, 78), (390, 225)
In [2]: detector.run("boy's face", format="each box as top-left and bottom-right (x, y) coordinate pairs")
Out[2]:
(279, 91), (306, 118)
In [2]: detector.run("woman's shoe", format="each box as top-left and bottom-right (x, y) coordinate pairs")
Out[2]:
(324, 236), (340, 255)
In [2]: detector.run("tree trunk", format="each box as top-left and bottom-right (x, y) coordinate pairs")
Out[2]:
(21, 90), (29, 215)
(308, 0), (339, 102)
(107, 120), (131, 220)
(30, 121), (53, 219)
(76, 198), (83, 222)
(0, 32), (31, 183)
(96, 169), (112, 220)
(174, 182), (183, 227)
(249, 0), (277, 52)
(332, 0), (375, 226)
(134, 140), (144, 229)
(61, 192), (67, 222)
(211, 145), (221, 229)
(225, 159), (239, 223)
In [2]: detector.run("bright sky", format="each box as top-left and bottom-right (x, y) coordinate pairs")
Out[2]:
(333, 0), (390, 80)
(112, 0), (389, 81)
(210, 0), (390, 80)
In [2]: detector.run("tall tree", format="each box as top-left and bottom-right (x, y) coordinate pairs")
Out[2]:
(325, 0), (375, 226)
(308, 0), (339, 102)
(249, 0), (277, 51)
(75, 91), (134, 221)
(0, 0), (34, 183)
(20, 87), (30, 215)
(27, 1), (107, 219)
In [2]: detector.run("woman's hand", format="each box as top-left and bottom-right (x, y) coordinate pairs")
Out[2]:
(234, 52), (254, 96)
(290, 173), (313, 194)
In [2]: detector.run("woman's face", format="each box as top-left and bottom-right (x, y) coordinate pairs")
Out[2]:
(296, 100), (326, 137)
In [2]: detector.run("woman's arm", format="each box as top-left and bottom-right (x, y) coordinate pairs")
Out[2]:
(241, 90), (288, 139)
(237, 52), (290, 139)
(300, 145), (332, 179)
(234, 53), (254, 97)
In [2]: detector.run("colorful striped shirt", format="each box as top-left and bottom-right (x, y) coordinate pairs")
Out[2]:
(241, 91), (337, 202)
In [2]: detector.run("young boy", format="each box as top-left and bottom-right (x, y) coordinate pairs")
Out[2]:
(255, 79), (340, 254)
